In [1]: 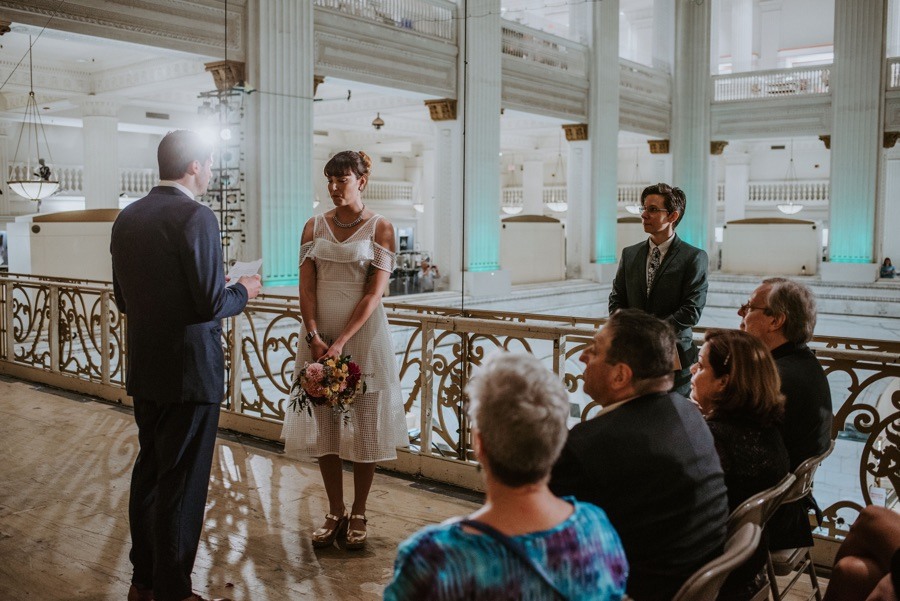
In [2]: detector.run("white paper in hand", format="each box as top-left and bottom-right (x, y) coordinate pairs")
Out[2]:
(226, 259), (263, 287)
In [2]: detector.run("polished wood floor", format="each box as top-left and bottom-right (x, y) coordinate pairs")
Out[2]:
(0, 375), (826, 600)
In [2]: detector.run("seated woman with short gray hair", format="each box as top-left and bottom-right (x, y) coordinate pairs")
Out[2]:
(384, 352), (628, 600)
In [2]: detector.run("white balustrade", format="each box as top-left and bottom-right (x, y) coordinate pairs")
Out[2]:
(502, 187), (523, 207)
(313, 0), (456, 41)
(365, 180), (414, 202)
(747, 180), (829, 203)
(617, 184), (648, 206)
(542, 185), (566, 204)
(619, 59), (671, 99)
(500, 21), (588, 77)
(9, 163), (158, 198)
(712, 65), (831, 102)
(888, 57), (900, 90)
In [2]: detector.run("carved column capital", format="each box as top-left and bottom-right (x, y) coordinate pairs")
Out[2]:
(884, 132), (900, 148)
(314, 75), (324, 96)
(424, 99), (457, 121)
(77, 97), (122, 118)
(562, 123), (588, 141)
(0, 20), (11, 36)
(818, 135), (831, 149)
(648, 139), (670, 154)
(710, 141), (728, 155)
(204, 60), (245, 91)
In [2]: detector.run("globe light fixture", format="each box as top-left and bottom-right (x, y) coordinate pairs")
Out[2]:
(777, 140), (804, 215)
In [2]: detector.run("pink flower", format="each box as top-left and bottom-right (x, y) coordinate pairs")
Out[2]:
(304, 362), (324, 383)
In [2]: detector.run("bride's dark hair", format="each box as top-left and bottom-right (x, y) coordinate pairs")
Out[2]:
(324, 150), (372, 186)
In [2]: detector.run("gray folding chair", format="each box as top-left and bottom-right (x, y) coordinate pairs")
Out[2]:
(727, 473), (797, 536)
(766, 440), (837, 601)
(672, 523), (763, 601)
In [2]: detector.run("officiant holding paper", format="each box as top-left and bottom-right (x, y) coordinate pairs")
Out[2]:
(110, 129), (261, 601)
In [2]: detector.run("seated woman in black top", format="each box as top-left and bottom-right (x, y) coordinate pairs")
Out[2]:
(690, 329), (791, 601)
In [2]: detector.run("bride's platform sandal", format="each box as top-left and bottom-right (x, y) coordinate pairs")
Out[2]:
(311, 511), (348, 548)
(345, 514), (368, 550)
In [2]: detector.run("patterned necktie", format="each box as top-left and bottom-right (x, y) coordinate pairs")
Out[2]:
(647, 246), (661, 293)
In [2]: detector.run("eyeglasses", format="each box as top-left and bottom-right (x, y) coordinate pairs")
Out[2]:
(641, 206), (670, 215)
(739, 301), (769, 314)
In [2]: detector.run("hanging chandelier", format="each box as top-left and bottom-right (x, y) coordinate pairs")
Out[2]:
(6, 36), (59, 207)
(545, 135), (568, 213)
(777, 140), (803, 215)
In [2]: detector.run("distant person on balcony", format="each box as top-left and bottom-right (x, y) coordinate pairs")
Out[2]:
(881, 257), (895, 279)
(608, 183), (709, 396)
(385, 352), (628, 600)
(550, 309), (728, 601)
(110, 129), (262, 601)
(738, 277), (833, 551)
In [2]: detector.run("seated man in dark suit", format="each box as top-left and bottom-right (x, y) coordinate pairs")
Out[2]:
(550, 309), (728, 601)
(609, 183), (709, 396)
(739, 277), (833, 550)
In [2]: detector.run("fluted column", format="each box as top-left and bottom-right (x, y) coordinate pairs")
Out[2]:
(0, 122), (9, 215)
(731, 0), (753, 72)
(433, 122), (464, 291)
(724, 152), (749, 223)
(823, 0), (885, 281)
(882, 146), (900, 266)
(758, 0), (783, 70)
(461, 0), (508, 295)
(652, 0), (675, 72)
(80, 99), (121, 210)
(590, 0), (620, 282)
(565, 133), (591, 279)
(247, 0), (313, 286)
(672, 0), (712, 251)
(522, 160), (544, 215)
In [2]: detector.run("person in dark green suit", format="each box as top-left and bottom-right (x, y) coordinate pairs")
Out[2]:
(608, 183), (708, 396)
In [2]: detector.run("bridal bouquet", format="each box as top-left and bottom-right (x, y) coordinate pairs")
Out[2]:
(289, 354), (366, 418)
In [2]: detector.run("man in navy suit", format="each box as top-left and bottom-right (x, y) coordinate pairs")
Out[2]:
(111, 130), (261, 601)
(608, 183), (709, 395)
(550, 309), (728, 601)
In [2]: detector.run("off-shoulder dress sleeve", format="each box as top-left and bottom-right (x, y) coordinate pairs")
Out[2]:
(372, 242), (395, 273)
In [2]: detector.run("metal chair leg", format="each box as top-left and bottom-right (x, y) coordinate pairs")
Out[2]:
(766, 554), (781, 601)
(805, 550), (822, 601)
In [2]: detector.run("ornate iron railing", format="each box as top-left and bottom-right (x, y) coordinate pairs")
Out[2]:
(0, 273), (896, 537)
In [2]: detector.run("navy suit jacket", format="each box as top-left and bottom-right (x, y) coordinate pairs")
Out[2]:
(550, 392), (728, 601)
(110, 186), (248, 404)
(609, 234), (709, 368)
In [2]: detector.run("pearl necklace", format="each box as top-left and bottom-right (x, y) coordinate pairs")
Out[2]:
(332, 205), (366, 229)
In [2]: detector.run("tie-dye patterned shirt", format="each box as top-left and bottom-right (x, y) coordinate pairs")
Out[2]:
(384, 498), (628, 600)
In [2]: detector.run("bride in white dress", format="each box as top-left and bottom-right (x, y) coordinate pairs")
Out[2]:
(281, 150), (408, 550)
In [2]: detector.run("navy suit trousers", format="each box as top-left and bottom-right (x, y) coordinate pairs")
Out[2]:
(129, 399), (220, 601)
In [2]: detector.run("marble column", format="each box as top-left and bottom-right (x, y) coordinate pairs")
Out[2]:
(590, 0), (620, 282)
(672, 0), (712, 251)
(731, 0), (754, 72)
(823, 0), (885, 281)
(565, 134), (591, 279)
(247, 0), (314, 286)
(724, 152), (750, 223)
(881, 147), (900, 266)
(0, 123), (9, 215)
(461, 0), (508, 295)
(433, 122), (464, 292)
(80, 99), (121, 210)
(522, 160), (544, 215)
(652, 0), (675, 72)
(758, 0), (783, 70)
(888, 0), (900, 58)
(418, 149), (437, 264)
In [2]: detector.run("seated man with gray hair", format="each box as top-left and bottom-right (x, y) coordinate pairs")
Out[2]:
(385, 352), (628, 600)
(738, 277), (833, 550)
(550, 309), (728, 601)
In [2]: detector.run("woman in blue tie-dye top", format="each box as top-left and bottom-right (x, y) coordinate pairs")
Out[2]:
(384, 353), (628, 601)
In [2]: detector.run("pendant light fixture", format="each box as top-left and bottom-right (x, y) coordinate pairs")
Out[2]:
(777, 140), (803, 215)
(7, 36), (59, 209)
